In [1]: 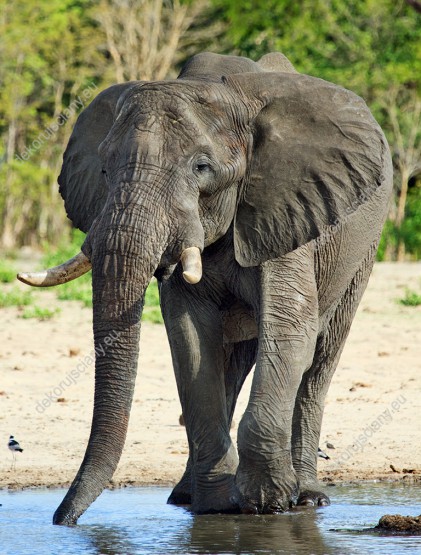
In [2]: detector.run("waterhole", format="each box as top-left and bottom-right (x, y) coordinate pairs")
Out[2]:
(1, 483), (420, 554)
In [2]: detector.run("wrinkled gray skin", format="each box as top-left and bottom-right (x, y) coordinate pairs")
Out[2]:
(50, 52), (392, 524)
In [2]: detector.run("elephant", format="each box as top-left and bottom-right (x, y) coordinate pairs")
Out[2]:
(18, 51), (393, 524)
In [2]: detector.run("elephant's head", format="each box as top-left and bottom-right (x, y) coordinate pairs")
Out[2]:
(18, 53), (390, 524)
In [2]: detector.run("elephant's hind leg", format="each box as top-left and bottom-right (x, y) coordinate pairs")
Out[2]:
(292, 245), (377, 506)
(224, 338), (258, 427)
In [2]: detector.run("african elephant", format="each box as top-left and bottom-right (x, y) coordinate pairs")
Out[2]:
(18, 52), (393, 524)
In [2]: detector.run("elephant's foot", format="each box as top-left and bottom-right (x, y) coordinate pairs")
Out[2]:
(297, 482), (330, 507)
(191, 444), (239, 513)
(192, 474), (239, 514)
(167, 466), (192, 505)
(236, 458), (299, 514)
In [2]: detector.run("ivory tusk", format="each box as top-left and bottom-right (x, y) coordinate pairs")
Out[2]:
(17, 251), (92, 287)
(180, 247), (202, 285)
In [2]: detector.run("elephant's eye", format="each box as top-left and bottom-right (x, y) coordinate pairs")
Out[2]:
(193, 160), (213, 175)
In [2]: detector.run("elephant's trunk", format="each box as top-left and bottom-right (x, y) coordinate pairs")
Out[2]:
(52, 182), (194, 525)
(53, 243), (158, 525)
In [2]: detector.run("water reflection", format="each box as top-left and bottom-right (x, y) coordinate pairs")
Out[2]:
(185, 510), (333, 555)
(79, 525), (137, 555)
(78, 508), (332, 555)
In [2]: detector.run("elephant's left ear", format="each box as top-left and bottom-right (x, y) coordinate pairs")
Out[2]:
(228, 72), (392, 267)
(58, 81), (142, 233)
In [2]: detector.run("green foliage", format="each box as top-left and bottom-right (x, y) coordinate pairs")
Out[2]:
(143, 279), (163, 324)
(378, 183), (421, 261)
(377, 219), (398, 261)
(0, 287), (33, 308)
(399, 288), (421, 307)
(400, 185), (421, 259)
(211, 0), (421, 99)
(0, 260), (17, 283)
(0, 0), (101, 247)
(20, 305), (61, 320)
(2, 0), (421, 259)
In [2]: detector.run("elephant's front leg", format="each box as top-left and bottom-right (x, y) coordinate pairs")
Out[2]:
(161, 277), (239, 513)
(168, 338), (257, 507)
(236, 253), (318, 514)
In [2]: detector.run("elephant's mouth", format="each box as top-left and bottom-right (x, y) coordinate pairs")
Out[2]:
(17, 246), (202, 287)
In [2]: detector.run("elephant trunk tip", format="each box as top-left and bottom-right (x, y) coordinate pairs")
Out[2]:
(180, 247), (202, 284)
(52, 505), (78, 526)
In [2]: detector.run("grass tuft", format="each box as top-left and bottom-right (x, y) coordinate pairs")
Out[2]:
(20, 305), (61, 320)
(56, 279), (92, 308)
(0, 287), (33, 308)
(399, 289), (421, 307)
(0, 260), (17, 283)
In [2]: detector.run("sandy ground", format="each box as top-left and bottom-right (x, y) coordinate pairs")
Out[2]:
(1, 262), (420, 492)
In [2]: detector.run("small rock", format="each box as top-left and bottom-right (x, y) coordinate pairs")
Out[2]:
(56, 397), (67, 403)
(390, 464), (400, 473)
(69, 348), (81, 357)
(349, 386), (356, 392)
(375, 514), (421, 534)
(326, 442), (335, 449)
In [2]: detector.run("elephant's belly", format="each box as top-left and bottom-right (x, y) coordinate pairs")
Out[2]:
(222, 300), (258, 344)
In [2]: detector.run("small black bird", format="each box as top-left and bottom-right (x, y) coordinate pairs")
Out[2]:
(8, 435), (23, 453)
(318, 447), (330, 460)
(8, 436), (23, 469)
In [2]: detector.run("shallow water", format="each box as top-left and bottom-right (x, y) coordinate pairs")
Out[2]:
(1, 484), (420, 555)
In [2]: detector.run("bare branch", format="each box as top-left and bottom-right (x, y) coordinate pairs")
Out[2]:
(92, 0), (198, 82)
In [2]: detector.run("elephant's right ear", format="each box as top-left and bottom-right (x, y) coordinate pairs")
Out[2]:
(58, 82), (141, 232)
